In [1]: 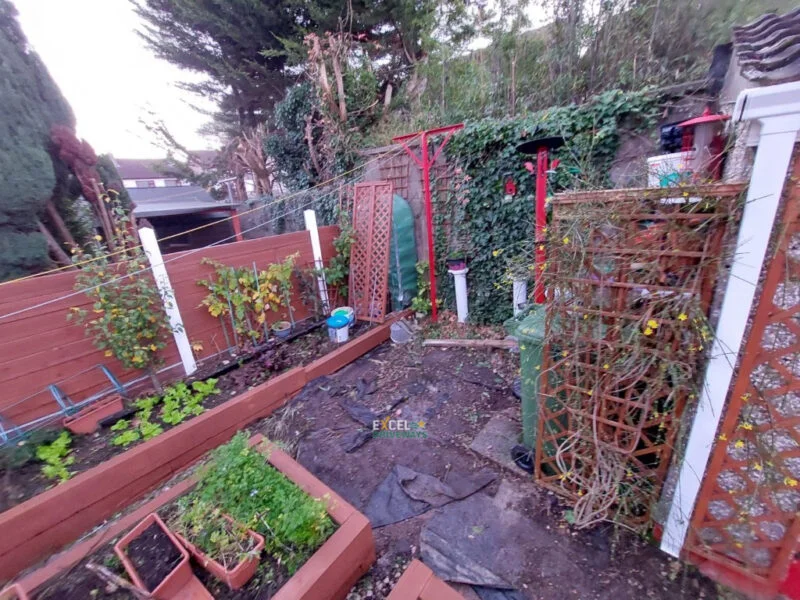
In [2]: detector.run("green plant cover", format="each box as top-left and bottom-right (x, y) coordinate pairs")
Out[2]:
(388, 194), (418, 311)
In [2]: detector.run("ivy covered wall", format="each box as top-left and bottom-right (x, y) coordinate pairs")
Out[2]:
(432, 89), (662, 324)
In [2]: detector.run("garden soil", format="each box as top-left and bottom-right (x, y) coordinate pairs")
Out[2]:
(255, 336), (740, 600)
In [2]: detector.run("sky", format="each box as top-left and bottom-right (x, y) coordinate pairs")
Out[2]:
(15, 0), (216, 159)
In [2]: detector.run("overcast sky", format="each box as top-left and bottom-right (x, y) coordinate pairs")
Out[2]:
(15, 0), (216, 159)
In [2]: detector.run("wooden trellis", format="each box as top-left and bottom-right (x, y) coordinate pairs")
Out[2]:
(349, 181), (393, 323)
(687, 163), (800, 591)
(536, 184), (743, 526)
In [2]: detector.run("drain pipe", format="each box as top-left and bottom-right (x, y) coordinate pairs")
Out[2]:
(449, 267), (469, 323)
(661, 80), (800, 558)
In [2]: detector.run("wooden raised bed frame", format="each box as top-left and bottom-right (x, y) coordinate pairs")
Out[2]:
(0, 314), (404, 585)
(386, 560), (465, 600)
(14, 435), (375, 600)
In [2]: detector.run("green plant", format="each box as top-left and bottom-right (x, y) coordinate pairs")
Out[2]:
(437, 89), (661, 323)
(110, 379), (218, 447)
(167, 497), (259, 569)
(0, 429), (60, 470)
(68, 194), (173, 392)
(320, 213), (354, 302)
(193, 433), (335, 573)
(36, 431), (74, 482)
(198, 257), (296, 349)
(410, 262), (441, 315)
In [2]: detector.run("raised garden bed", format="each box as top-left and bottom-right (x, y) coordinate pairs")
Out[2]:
(19, 434), (374, 600)
(0, 321), (365, 513)
(0, 315), (401, 584)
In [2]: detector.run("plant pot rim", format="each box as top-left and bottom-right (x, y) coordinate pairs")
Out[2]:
(272, 321), (291, 329)
(0, 584), (28, 600)
(63, 394), (124, 426)
(173, 514), (265, 590)
(114, 512), (190, 595)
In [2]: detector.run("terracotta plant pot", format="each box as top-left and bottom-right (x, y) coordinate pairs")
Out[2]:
(114, 513), (197, 600)
(272, 321), (292, 340)
(0, 584), (28, 600)
(175, 515), (265, 590)
(63, 394), (125, 435)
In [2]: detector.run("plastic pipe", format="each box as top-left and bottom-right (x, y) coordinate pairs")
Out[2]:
(512, 278), (527, 317)
(449, 267), (469, 323)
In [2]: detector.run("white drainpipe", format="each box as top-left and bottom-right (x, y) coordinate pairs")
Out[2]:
(661, 81), (800, 558)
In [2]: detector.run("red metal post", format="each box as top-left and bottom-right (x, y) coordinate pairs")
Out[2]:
(393, 124), (464, 322)
(534, 146), (548, 304)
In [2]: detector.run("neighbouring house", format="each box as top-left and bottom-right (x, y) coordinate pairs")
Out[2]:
(113, 156), (243, 253)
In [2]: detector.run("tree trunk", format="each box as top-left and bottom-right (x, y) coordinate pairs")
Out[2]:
(331, 52), (348, 123)
(91, 180), (117, 253)
(45, 200), (78, 249)
(37, 220), (75, 268)
(146, 366), (163, 395)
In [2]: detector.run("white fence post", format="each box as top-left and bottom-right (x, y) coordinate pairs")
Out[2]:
(660, 81), (800, 558)
(304, 210), (331, 315)
(138, 227), (198, 376)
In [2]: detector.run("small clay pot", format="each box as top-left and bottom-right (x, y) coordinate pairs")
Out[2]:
(175, 515), (265, 590)
(63, 394), (125, 435)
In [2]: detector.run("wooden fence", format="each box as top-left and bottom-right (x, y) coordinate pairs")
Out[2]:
(0, 227), (338, 428)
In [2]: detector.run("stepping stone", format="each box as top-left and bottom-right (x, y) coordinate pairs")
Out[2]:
(469, 410), (528, 475)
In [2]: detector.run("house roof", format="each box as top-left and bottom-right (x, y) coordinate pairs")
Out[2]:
(115, 158), (167, 180)
(129, 186), (239, 218)
(114, 151), (220, 180)
(733, 7), (800, 84)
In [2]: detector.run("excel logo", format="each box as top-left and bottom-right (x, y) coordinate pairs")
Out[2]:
(372, 416), (427, 438)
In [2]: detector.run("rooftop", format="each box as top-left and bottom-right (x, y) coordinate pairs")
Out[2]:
(129, 185), (238, 218)
(732, 7), (800, 84)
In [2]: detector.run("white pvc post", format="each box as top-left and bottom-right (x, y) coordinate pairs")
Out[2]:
(660, 81), (800, 558)
(138, 227), (198, 376)
(513, 278), (527, 317)
(304, 210), (331, 315)
(449, 267), (469, 323)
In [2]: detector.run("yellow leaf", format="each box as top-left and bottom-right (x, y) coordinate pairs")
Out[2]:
(677, 313), (688, 321)
(104, 350), (113, 357)
(734, 440), (744, 448)
(149, 344), (157, 351)
(643, 327), (653, 336)
(647, 319), (659, 329)
(94, 235), (103, 241)
(603, 363), (609, 369)
(562, 237), (570, 244)
(718, 433), (727, 441)
(785, 477), (798, 487)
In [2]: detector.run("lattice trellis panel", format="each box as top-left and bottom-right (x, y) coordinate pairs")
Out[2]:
(379, 155), (410, 200)
(687, 160), (800, 588)
(536, 184), (743, 527)
(349, 181), (393, 323)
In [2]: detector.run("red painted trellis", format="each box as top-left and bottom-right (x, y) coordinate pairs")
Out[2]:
(349, 181), (393, 323)
(535, 184), (742, 527)
(687, 155), (800, 595)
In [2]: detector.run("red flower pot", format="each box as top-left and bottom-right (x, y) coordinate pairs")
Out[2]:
(63, 394), (124, 435)
(114, 513), (200, 600)
(0, 584), (28, 600)
(175, 515), (265, 590)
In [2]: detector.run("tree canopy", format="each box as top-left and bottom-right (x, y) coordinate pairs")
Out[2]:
(0, 0), (74, 281)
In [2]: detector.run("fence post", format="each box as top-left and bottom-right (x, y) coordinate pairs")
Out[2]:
(138, 227), (198, 376)
(304, 210), (331, 314)
(660, 81), (800, 558)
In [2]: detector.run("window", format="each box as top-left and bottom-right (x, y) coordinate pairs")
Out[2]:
(136, 180), (156, 188)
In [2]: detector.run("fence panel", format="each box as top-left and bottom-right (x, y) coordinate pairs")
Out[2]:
(687, 162), (800, 591)
(0, 227), (337, 429)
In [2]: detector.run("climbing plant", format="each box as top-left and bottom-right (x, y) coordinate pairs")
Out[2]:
(435, 89), (661, 324)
